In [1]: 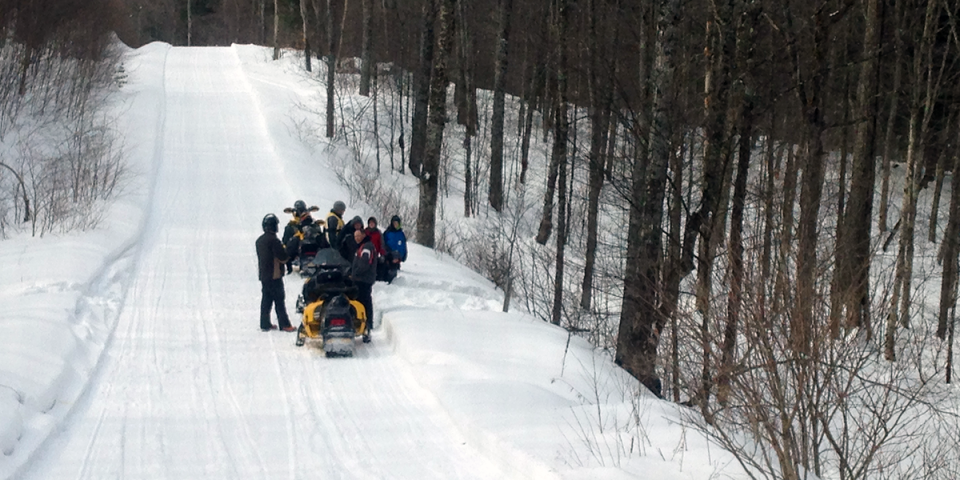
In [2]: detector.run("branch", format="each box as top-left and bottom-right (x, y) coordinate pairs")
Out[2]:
(0, 161), (31, 222)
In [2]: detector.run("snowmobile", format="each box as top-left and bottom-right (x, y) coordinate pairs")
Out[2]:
(295, 248), (368, 356)
(294, 221), (328, 276)
(282, 204), (326, 274)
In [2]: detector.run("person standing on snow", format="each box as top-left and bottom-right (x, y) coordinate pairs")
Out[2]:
(351, 227), (378, 343)
(326, 200), (346, 251)
(383, 215), (408, 264)
(339, 216), (364, 261)
(256, 214), (297, 332)
(366, 217), (387, 256)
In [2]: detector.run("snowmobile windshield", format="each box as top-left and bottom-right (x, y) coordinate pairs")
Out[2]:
(313, 248), (349, 269)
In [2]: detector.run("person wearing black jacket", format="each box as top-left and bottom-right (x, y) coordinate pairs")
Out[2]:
(351, 228), (378, 343)
(338, 216), (364, 261)
(326, 200), (346, 250)
(256, 214), (296, 332)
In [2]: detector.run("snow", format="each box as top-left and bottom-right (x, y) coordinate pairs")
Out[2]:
(0, 44), (747, 479)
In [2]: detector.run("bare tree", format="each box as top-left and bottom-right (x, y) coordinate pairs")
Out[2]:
(300, 0), (312, 71)
(415, 0), (455, 248)
(616, 0), (681, 397)
(534, 0), (570, 246)
(273, 0), (280, 60)
(488, 0), (514, 213)
(359, 0), (374, 95)
(832, 0), (882, 337)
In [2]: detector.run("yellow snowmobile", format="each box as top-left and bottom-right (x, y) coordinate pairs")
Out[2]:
(282, 202), (326, 274)
(295, 248), (368, 356)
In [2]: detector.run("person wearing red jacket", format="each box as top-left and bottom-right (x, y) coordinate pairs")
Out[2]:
(365, 217), (387, 256)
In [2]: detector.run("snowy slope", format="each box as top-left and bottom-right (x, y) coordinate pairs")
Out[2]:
(1, 44), (747, 479)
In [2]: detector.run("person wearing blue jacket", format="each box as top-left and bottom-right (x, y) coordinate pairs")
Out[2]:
(383, 215), (407, 264)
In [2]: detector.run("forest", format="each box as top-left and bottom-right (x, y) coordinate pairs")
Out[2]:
(6, 0), (960, 477)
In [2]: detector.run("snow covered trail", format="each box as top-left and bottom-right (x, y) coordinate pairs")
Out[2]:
(17, 47), (505, 480)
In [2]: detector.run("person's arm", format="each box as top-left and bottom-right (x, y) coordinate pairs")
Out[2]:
(272, 237), (290, 263)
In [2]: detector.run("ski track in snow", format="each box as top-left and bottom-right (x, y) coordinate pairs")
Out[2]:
(16, 47), (508, 480)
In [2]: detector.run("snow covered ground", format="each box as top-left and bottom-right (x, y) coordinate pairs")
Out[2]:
(0, 44), (747, 479)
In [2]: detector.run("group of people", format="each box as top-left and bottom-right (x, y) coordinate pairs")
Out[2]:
(255, 199), (408, 336)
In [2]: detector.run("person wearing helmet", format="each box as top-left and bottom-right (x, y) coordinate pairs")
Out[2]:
(256, 213), (296, 332)
(283, 200), (317, 274)
(326, 200), (346, 251)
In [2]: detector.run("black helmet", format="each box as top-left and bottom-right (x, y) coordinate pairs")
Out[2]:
(262, 213), (280, 233)
(294, 200), (307, 214)
(333, 200), (346, 214)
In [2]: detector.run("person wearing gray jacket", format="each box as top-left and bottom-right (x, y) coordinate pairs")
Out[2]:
(351, 228), (378, 343)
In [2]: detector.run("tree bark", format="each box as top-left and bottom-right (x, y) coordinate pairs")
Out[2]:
(887, 0), (940, 360)
(324, 0), (339, 138)
(535, 0), (570, 245)
(696, 2), (736, 411)
(359, 0), (374, 95)
(929, 144), (948, 242)
(415, 0), (455, 248)
(272, 0), (279, 59)
(581, 0), (612, 311)
(789, 4), (830, 355)
(938, 120), (960, 340)
(519, 64), (542, 185)
(488, 0), (514, 213)
(759, 119), (779, 321)
(409, 1), (436, 177)
(551, 114), (568, 326)
(878, 0), (904, 234)
(615, 0), (680, 398)
(300, 0), (312, 71)
(833, 0), (881, 338)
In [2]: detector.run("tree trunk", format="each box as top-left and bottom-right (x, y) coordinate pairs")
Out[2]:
(615, 0), (680, 398)
(415, 0), (455, 249)
(519, 64), (541, 185)
(535, 0), (570, 246)
(718, 0), (761, 400)
(324, 0), (338, 138)
(929, 145), (948, 242)
(552, 121), (568, 326)
(409, 1), (436, 177)
(696, 4), (736, 411)
(188, 0), (193, 47)
(663, 132), (687, 402)
(878, 0), (904, 233)
(894, 0), (940, 339)
(489, 0), (514, 213)
(300, 0), (312, 71)
(718, 104), (752, 405)
(272, 0), (279, 59)
(359, 0), (373, 95)
(938, 124), (960, 340)
(791, 7), (829, 355)
(833, 0), (881, 338)
(774, 145), (798, 314)
(759, 119), (779, 321)
(581, 0), (612, 311)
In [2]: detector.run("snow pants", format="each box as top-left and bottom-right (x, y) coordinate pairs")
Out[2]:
(355, 281), (374, 332)
(260, 278), (292, 329)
